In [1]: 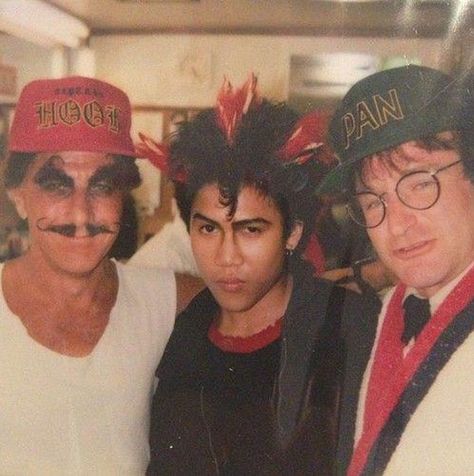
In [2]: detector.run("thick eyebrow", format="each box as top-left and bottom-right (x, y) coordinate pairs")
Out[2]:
(89, 164), (121, 186)
(191, 212), (220, 228)
(191, 212), (271, 229)
(33, 159), (73, 187)
(33, 158), (121, 190)
(232, 218), (272, 229)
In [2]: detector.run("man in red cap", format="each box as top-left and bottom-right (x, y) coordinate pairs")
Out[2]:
(1, 76), (200, 474)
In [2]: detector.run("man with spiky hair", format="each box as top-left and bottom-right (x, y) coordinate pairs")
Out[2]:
(139, 75), (379, 475)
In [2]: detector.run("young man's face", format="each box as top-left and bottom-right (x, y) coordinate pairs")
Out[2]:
(189, 183), (301, 315)
(8, 151), (124, 276)
(358, 141), (474, 298)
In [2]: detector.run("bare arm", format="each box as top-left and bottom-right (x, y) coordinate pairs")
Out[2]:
(322, 259), (397, 294)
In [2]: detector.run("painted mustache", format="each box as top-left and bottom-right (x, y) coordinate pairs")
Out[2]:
(36, 218), (119, 237)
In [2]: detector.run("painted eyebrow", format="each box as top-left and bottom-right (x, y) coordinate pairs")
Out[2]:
(33, 160), (73, 187)
(33, 160), (119, 188)
(89, 164), (121, 185)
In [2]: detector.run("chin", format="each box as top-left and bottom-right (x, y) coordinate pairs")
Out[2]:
(390, 253), (435, 283)
(60, 264), (104, 277)
(398, 268), (446, 296)
(50, 253), (108, 277)
(212, 294), (255, 315)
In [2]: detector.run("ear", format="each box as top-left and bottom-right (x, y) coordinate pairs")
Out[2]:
(285, 220), (304, 253)
(7, 189), (27, 220)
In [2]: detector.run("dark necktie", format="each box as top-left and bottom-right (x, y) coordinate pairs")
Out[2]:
(401, 294), (431, 345)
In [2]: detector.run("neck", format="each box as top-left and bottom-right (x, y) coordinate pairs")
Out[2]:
(412, 260), (474, 309)
(2, 251), (118, 357)
(217, 273), (293, 338)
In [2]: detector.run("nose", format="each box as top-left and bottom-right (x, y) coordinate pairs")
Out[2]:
(384, 195), (417, 236)
(214, 232), (243, 267)
(69, 190), (94, 235)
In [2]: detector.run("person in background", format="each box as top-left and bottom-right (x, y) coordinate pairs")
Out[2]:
(127, 192), (199, 275)
(318, 64), (474, 475)
(0, 76), (200, 475)
(139, 74), (380, 475)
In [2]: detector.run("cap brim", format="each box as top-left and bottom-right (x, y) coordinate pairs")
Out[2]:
(318, 108), (465, 196)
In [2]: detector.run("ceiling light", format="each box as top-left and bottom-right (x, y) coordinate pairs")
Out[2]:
(0, 0), (89, 48)
(115, 0), (199, 3)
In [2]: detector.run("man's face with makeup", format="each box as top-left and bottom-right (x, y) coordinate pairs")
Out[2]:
(9, 151), (124, 276)
(189, 183), (300, 315)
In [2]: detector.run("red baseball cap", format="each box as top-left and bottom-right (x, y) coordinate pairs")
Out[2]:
(9, 76), (136, 157)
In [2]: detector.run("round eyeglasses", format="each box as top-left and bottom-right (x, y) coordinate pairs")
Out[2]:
(347, 159), (462, 228)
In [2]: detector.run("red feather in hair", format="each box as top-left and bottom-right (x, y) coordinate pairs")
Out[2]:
(278, 111), (334, 166)
(135, 132), (188, 183)
(136, 76), (334, 184)
(215, 73), (262, 145)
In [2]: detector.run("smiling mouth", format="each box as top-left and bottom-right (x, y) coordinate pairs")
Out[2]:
(395, 240), (434, 258)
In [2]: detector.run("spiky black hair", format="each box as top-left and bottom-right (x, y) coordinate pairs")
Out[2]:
(170, 100), (329, 254)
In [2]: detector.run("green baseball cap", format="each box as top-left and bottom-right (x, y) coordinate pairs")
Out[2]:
(317, 64), (467, 194)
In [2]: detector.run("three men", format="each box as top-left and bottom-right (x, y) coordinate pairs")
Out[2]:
(320, 65), (474, 474)
(1, 76), (199, 474)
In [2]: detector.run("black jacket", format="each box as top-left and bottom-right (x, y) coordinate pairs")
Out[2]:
(148, 261), (380, 475)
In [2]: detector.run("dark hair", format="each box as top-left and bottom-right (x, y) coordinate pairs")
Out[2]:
(459, 70), (474, 181)
(4, 152), (141, 191)
(3, 152), (35, 189)
(350, 129), (474, 194)
(460, 127), (474, 183)
(170, 100), (329, 255)
(108, 193), (139, 260)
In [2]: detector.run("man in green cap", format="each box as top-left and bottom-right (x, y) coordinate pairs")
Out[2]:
(319, 65), (474, 475)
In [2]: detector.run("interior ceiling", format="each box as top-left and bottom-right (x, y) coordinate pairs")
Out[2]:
(44, 0), (473, 38)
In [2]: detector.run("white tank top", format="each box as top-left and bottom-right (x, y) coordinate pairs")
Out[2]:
(0, 261), (176, 475)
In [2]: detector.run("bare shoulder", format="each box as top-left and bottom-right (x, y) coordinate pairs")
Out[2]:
(175, 273), (205, 315)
